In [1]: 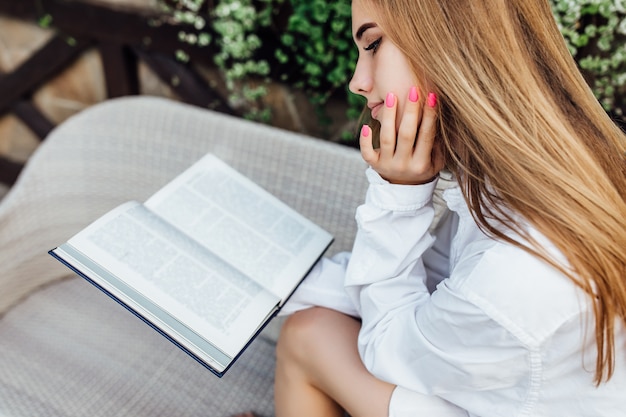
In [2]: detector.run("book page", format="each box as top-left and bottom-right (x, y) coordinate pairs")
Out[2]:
(66, 201), (280, 358)
(145, 154), (333, 301)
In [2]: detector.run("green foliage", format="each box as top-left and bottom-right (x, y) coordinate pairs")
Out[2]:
(161, 0), (625, 126)
(160, 0), (359, 124)
(549, 0), (626, 117)
(161, 0), (277, 121)
(275, 0), (355, 103)
(37, 13), (54, 29)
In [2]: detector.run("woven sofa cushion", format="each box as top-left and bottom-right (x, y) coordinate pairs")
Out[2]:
(0, 276), (277, 417)
(0, 96), (369, 416)
(0, 96), (368, 314)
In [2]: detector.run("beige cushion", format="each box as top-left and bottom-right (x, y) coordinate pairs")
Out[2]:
(0, 96), (368, 416)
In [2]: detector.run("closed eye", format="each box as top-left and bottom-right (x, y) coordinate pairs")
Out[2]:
(364, 37), (382, 54)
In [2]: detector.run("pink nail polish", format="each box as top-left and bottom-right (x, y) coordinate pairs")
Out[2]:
(361, 124), (370, 137)
(427, 92), (438, 108)
(385, 92), (395, 108)
(409, 86), (419, 103)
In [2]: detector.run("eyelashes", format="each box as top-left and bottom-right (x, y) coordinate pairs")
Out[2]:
(364, 37), (382, 54)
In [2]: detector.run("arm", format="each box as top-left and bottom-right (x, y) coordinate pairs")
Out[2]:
(344, 167), (438, 310)
(346, 91), (534, 409)
(343, 167), (441, 377)
(346, 88), (445, 318)
(280, 252), (359, 317)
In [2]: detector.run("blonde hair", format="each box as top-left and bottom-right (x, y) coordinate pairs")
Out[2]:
(364, 0), (626, 384)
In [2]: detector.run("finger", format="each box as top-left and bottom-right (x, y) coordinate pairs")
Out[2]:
(378, 92), (398, 158)
(413, 92), (439, 166)
(359, 124), (379, 165)
(432, 141), (446, 172)
(395, 86), (421, 156)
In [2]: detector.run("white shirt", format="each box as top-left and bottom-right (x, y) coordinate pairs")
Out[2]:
(283, 168), (626, 417)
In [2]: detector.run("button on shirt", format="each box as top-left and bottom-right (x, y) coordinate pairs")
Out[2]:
(283, 168), (626, 417)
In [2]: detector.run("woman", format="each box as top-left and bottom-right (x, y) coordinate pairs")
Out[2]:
(274, 0), (626, 416)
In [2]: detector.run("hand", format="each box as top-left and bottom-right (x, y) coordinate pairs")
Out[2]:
(360, 89), (444, 185)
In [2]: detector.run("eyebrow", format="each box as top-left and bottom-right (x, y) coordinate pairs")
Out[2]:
(356, 23), (377, 40)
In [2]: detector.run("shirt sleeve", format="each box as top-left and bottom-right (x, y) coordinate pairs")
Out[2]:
(343, 169), (533, 409)
(279, 252), (359, 317)
(344, 167), (439, 322)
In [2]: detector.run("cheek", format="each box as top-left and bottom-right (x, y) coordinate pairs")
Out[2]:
(381, 53), (420, 103)
(385, 45), (418, 84)
(399, 70), (420, 97)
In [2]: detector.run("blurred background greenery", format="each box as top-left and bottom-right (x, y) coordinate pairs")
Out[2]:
(0, 0), (623, 195)
(160, 0), (626, 137)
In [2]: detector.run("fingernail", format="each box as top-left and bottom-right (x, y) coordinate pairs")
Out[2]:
(385, 92), (395, 108)
(409, 86), (419, 103)
(361, 124), (370, 137)
(427, 92), (438, 108)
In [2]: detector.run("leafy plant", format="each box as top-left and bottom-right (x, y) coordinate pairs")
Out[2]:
(274, 1), (355, 104)
(158, 0), (361, 128)
(159, 0), (625, 130)
(550, 0), (626, 118)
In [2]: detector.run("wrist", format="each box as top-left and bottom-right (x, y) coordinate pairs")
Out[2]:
(365, 168), (438, 211)
(384, 173), (439, 185)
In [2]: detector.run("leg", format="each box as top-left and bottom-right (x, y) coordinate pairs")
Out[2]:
(275, 307), (395, 417)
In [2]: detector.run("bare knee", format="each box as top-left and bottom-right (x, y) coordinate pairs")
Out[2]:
(275, 308), (352, 417)
(277, 307), (331, 365)
(275, 308), (394, 417)
(277, 307), (356, 370)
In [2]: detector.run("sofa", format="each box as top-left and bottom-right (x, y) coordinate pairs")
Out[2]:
(0, 95), (457, 416)
(0, 96), (370, 417)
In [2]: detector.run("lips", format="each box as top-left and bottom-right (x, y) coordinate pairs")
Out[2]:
(369, 102), (383, 119)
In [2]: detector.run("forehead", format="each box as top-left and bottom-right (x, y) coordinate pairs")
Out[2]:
(351, 0), (379, 36)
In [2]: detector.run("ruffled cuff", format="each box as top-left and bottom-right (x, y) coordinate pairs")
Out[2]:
(365, 167), (438, 212)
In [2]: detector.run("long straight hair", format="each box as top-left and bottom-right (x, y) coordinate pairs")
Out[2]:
(364, 0), (626, 384)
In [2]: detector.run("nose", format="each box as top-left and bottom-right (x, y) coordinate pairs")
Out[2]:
(349, 58), (372, 96)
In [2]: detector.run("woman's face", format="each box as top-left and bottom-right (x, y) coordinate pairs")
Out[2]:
(349, 0), (419, 127)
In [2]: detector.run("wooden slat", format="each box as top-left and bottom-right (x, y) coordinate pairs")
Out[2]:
(0, 66), (56, 141)
(135, 48), (236, 115)
(0, 0), (234, 187)
(11, 100), (55, 140)
(99, 42), (140, 98)
(0, 0), (217, 67)
(0, 156), (23, 186)
(0, 35), (91, 116)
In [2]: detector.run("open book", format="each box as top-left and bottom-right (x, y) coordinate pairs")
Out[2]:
(49, 154), (333, 377)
